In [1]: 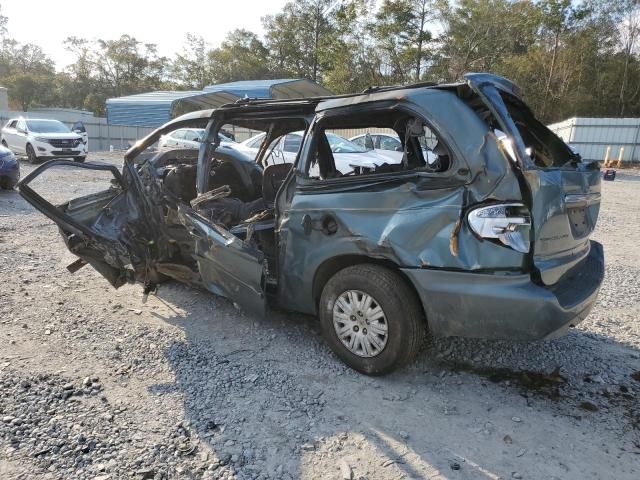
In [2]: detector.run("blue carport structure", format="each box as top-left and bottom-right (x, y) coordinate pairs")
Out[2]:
(106, 79), (333, 127)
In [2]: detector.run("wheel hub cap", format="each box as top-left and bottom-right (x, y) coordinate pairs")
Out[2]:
(332, 290), (388, 358)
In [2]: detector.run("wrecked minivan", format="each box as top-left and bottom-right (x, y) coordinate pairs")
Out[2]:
(18, 74), (604, 375)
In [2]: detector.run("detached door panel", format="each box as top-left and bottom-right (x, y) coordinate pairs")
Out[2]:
(18, 160), (156, 287)
(179, 207), (266, 316)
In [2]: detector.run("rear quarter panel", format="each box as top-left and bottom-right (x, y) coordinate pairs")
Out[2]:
(277, 89), (528, 314)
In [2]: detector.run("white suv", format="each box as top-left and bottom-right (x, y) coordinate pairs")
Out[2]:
(1, 118), (88, 163)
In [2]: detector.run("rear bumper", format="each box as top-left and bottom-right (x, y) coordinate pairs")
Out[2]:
(401, 241), (604, 341)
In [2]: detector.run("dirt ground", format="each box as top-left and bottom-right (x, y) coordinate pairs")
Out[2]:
(1, 154), (639, 480)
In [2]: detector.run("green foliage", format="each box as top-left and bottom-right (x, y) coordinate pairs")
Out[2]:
(208, 30), (271, 83)
(171, 34), (213, 90)
(0, 0), (639, 122)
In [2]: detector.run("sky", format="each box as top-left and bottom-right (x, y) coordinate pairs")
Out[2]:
(1, 0), (290, 70)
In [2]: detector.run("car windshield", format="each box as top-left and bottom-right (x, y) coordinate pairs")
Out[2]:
(326, 133), (368, 153)
(25, 120), (71, 133)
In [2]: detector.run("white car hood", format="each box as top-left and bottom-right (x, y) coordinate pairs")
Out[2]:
(334, 149), (400, 171)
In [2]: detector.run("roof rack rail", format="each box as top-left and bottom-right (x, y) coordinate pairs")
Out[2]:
(361, 81), (438, 95)
(234, 96), (261, 104)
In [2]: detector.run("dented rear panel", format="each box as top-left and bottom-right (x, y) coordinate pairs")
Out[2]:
(465, 74), (602, 285)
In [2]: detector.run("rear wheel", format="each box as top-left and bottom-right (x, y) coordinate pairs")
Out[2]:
(319, 264), (426, 375)
(1, 140), (8, 148)
(26, 144), (38, 164)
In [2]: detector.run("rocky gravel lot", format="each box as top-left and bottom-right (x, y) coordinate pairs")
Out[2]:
(1, 154), (639, 480)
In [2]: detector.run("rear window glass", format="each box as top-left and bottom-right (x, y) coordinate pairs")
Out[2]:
(503, 96), (577, 168)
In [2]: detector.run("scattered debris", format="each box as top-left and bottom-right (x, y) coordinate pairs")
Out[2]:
(339, 461), (353, 480)
(580, 401), (599, 412)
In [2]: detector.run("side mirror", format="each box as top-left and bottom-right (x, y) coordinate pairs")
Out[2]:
(17, 127), (26, 134)
(394, 145), (403, 152)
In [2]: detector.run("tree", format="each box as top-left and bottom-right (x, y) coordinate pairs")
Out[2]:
(0, 4), (7, 39)
(537, 0), (577, 118)
(434, 0), (540, 82)
(208, 29), (271, 83)
(372, 0), (435, 82)
(172, 34), (213, 89)
(263, 0), (340, 82)
(322, 0), (386, 93)
(615, 0), (640, 114)
(0, 38), (57, 109)
(93, 35), (168, 98)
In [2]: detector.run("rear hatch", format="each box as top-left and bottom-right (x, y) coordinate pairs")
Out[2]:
(465, 74), (601, 285)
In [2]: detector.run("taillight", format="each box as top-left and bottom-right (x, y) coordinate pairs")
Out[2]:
(467, 203), (531, 253)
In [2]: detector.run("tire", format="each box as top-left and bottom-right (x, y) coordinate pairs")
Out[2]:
(0, 177), (13, 190)
(26, 144), (38, 164)
(74, 156), (86, 163)
(1, 140), (7, 148)
(319, 264), (426, 375)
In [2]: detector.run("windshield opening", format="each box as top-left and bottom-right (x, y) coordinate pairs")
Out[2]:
(26, 120), (71, 134)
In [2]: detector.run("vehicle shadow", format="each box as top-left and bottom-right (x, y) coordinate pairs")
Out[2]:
(147, 281), (640, 480)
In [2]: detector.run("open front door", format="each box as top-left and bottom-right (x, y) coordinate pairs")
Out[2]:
(179, 206), (266, 316)
(18, 160), (161, 288)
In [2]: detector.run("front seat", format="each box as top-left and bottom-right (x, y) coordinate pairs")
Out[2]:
(431, 141), (451, 171)
(262, 163), (292, 207)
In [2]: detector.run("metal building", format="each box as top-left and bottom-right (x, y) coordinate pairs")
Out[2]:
(548, 117), (640, 164)
(106, 79), (332, 127)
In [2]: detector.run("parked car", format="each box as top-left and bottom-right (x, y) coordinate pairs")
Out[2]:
(158, 128), (235, 151)
(231, 132), (268, 158)
(18, 73), (604, 375)
(235, 131), (394, 172)
(349, 132), (442, 165)
(0, 144), (19, 190)
(350, 132), (404, 162)
(1, 118), (88, 163)
(71, 121), (89, 150)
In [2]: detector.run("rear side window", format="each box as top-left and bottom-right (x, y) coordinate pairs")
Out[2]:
(7, 120), (17, 129)
(304, 109), (453, 180)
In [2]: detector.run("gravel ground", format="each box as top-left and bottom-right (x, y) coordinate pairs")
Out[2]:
(0, 154), (639, 480)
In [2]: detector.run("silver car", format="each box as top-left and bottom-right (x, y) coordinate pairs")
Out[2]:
(159, 128), (234, 151)
(235, 131), (394, 173)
